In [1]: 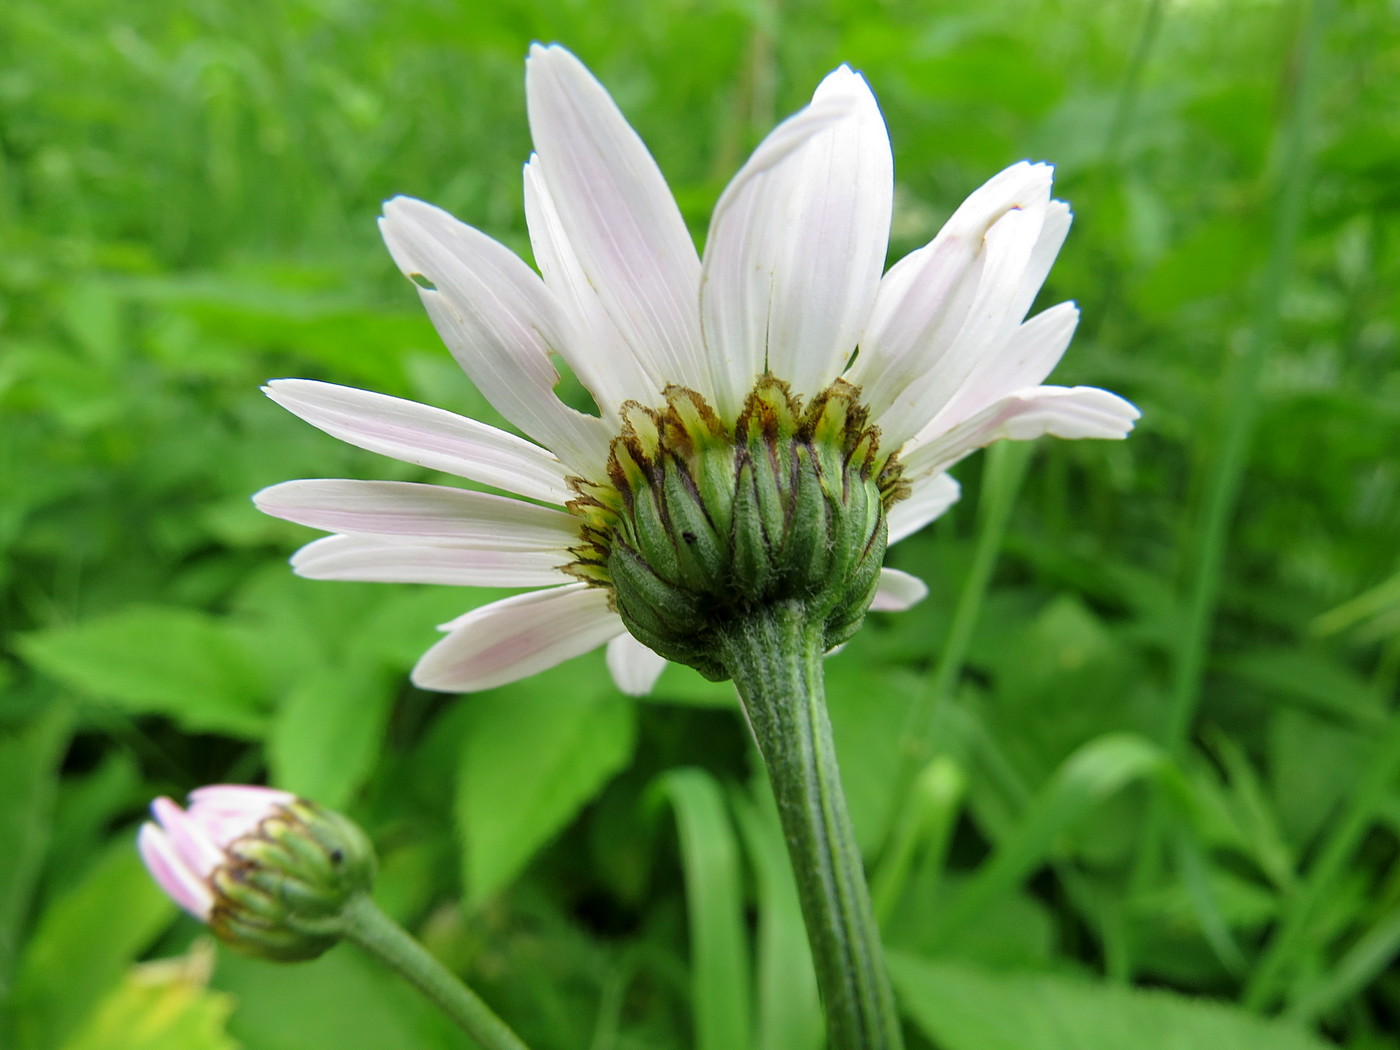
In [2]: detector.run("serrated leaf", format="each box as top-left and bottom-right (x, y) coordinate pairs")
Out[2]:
(18, 606), (268, 737)
(889, 953), (1336, 1050)
(456, 665), (637, 906)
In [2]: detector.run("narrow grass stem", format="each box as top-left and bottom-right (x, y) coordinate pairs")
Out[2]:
(1163, 0), (1328, 758)
(1243, 712), (1400, 1011)
(895, 442), (1032, 785)
(1131, 0), (1332, 924)
(719, 601), (903, 1050)
(339, 895), (532, 1050)
(1104, 0), (1166, 164)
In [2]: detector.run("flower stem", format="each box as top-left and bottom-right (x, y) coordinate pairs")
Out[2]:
(718, 600), (903, 1050)
(339, 894), (532, 1050)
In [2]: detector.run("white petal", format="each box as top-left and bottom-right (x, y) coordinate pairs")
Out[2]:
(853, 162), (1061, 442)
(887, 473), (962, 544)
(291, 535), (571, 587)
(187, 785), (296, 812)
(263, 379), (574, 506)
(947, 161), (1055, 228)
(413, 583), (622, 692)
(1014, 201), (1072, 322)
(700, 71), (886, 414)
(927, 301), (1079, 434)
(524, 156), (662, 411)
(851, 237), (983, 426)
(873, 204), (1048, 445)
(379, 196), (608, 470)
(525, 45), (707, 395)
(138, 824), (214, 919)
(255, 480), (581, 550)
(903, 386), (1141, 480)
(870, 568), (929, 612)
(605, 633), (668, 696)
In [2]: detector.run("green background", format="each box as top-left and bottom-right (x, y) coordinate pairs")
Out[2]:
(3, 0), (1398, 1047)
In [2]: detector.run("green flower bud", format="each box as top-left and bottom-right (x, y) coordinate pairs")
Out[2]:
(567, 375), (906, 678)
(139, 786), (376, 962)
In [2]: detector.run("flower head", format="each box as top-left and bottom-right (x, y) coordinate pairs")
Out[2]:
(255, 45), (1137, 695)
(138, 785), (375, 961)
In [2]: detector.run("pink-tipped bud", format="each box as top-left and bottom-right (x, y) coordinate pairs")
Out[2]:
(138, 785), (375, 961)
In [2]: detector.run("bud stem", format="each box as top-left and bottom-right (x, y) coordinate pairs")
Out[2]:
(717, 601), (904, 1050)
(339, 894), (532, 1050)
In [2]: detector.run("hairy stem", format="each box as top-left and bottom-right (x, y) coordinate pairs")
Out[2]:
(718, 600), (903, 1050)
(340, 894), (531, 1050)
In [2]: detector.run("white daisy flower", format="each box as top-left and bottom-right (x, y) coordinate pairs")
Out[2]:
(254, 45), (1138, 697)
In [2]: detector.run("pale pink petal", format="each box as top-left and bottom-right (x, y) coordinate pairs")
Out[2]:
(606, 633), (668, 696)
(152, 797), (225, 877)
(413, 583), (623, 692)
(887, 473), (962, 544)
(291, 535), (572, 587)
(870, 568), (929, 612)
(262, 380), (573, 506)
(699, 84), (861, 414)
(379, 196), (608, 470)
(903, 386), (1141, 480)
(525, 45), (707, 395)
(138, 824), (214, 919)
(255, 480), (581, 550)
(523, 156), (663, 411)
(185, 786), (291, 845)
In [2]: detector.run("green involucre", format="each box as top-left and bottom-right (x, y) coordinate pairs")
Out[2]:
(209, 800), (376, 962)
(566, 375), (906, 679)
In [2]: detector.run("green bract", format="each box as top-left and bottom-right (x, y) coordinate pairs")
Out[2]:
(209, 800), (376, 962)
(566, 375), (906, 679)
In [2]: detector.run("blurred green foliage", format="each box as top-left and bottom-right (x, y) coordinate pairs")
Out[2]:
(3, 0), (1399, 1047)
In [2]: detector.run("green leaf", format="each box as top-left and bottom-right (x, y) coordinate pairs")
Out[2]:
(268, 668), (396, 810)
(18, 606), (268, 738)
(1268, 708), (1368, 848)
(825, 661), (925, 855)
(456, 665), (637, 906)
(1221, 647), (1383, 726)
(214, 940), (456, 1050)
(12, 842), (175, 1050)
(731, 784), (822, 1050)
(0, 708), (72, 998)
(936, 734), (1170, 942)
(654, 769), (752, 1050)
(59, 945), (237, 1050)
(889, 953), (1337, 1050)
(1288, 903), (1400, 1023)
